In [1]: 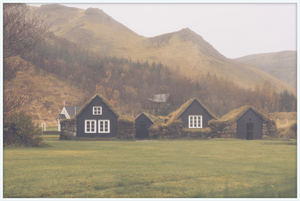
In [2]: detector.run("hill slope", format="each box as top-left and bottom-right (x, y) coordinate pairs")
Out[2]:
(35, 4), (295, 94)
(235, 51), (297, 89)
(5, 66), (84, 127)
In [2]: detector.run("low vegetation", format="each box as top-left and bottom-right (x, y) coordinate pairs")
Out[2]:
(3, 138), (296, 198)
(269, 112), (297, 138)
(3, 111), (47, 147)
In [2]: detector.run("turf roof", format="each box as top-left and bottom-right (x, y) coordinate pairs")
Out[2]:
(219, 106), (268, 122)
(61, 94), (120, 122)
(167, 98), (218, 124)
(140, 112), (165, 124)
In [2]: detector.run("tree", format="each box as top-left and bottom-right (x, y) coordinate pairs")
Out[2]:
(3, 3), (48, 80)
(4, 111), (47, 147)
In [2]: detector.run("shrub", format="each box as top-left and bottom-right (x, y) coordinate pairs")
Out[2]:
(208, 119), (233, 132)
(117, 116), (135, 139)
(161, 120), (183, 138)
(182, 127), (212, 138)
(148, 124), (162, 139)
(4, 111), (47, 147)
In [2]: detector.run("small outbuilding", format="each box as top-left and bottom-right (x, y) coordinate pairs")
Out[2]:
(209, 106), (276, 140)
(236, 106), (266, 139)
(135, 113), (164, 139)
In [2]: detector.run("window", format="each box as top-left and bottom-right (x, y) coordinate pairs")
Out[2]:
(85, 120), (96, 133)
(93, 106), (102, 115)
(189, 115), (202, 128)
(98, 120), (110, 133)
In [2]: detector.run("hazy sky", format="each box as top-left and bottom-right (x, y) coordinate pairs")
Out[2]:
(28, 3), (297, 58)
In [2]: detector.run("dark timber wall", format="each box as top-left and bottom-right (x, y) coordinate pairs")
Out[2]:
(135, 113), (154, 139)
(76, 96), (118, 137)
(236, 108), (263, 139)
(179, 100), (214, 128)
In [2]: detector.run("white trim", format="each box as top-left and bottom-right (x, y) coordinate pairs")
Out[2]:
(58, 119), (61, 131)
(188, 115), (202, 128)
(98, 120), (110, 133)
(85, 120), (97, 133)
(61, 107), (70, 119)
(93, 106), (102, 115)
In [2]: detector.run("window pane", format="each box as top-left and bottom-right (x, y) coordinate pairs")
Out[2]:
(100, 121), (103, 132)
(91, 122), (94, 131)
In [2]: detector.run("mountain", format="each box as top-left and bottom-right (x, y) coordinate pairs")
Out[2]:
(235, 51), (297, 89)
(35, 4), (296, 94)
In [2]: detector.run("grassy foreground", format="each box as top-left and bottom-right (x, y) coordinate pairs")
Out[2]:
(3, 137), (297, 198)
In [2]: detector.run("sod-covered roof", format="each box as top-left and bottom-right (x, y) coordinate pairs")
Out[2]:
(167, 98), (218, 124)
(219, 106), (268, 122)
(142, 112), (165, 124)
(61, 94), (120, 123)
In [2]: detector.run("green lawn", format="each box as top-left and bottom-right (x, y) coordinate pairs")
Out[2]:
(3, 138), (297, 198)
(45, 126), (58, 131)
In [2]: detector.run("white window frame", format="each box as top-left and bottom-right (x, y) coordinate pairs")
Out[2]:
(85, 120), (97, 133)
(93, 106), (102, 115)
(188, 115), (202, 128)
(98, 120), (110, 133)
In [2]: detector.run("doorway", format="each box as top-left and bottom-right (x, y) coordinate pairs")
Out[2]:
(136, 121), (149, 139)
(246, 123), (254, 140)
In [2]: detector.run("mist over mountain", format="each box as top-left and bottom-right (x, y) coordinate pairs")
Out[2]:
(235, 51), (297, 89)
(34, 4), (295, 94)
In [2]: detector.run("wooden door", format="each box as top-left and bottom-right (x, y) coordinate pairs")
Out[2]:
(136, 121), (149, 139)
(246, 123), (254, 140)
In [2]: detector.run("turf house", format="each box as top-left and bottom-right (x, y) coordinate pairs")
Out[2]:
(60, 94), (120, 139)
(135, 112), (164, 139)
(57, 105), (81, 131)
(208, 106), (277, 139)
(168, 98), (218, 129)
(154, 98), (218, 139)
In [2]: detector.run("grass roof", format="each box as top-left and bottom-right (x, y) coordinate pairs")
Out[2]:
(167, 98), (218, 124)
(61, 94), (120, 123)
(219, 106), (268, 122)
(143, 112), (165, 124)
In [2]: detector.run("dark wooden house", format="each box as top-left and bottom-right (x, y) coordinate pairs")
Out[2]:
(236, 106), (266, 139)
(168, 98), (217, 128)
(209, 106), (271, 139)
(135, 113), (164, 139)
(60, 94), (120, 138)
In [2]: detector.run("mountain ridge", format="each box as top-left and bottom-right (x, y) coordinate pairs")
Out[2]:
(235, 51), (297, 89)
(35, 4), (296, 94)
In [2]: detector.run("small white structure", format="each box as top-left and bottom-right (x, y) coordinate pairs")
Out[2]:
(57, 105), (81, 131)
(41, 122), (46, 131)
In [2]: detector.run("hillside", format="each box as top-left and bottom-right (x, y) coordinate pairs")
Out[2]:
(5, 65), (84, 127)
(35, 4), (296, 94)
(235, 51), (297, 89)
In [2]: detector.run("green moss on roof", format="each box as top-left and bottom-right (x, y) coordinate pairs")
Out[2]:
(61, 94), (120, 124)
(219, 106), (268, 122)
(167, 98), (217, 124)
(118, 115), (135, 124)
(143, 113), (165, 124)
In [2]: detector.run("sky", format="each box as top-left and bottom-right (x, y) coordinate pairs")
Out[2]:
(28, 3), (297, 58)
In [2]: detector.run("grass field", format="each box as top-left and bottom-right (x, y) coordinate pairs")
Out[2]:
(3, 137), (297, 198)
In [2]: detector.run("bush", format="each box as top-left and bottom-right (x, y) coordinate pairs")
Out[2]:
(117, 116), (135, 139)
(208, 119), (233, 132)
(182, 127), (212, 138)
(161, 120), (183, 138)
(4, 111), (47, 147)
(148, 124), (162, 139)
